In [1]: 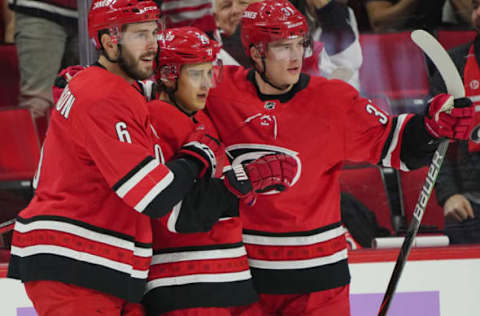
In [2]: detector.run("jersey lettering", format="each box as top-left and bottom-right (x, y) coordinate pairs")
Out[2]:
(116, 122), (132, 143)
(366, 104), (388, 125)
(55, 86), (75, 119)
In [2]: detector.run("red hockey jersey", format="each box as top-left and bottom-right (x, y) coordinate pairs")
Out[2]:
(143, 101), (257, 313)
(8, 66), (176, 302)
(206, 66), (415, 294)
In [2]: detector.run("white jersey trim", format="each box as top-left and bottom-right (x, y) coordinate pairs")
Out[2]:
(11, 245), (149, 279)
(145, 270), (252, 291)
(242, 226), (345, 246)
(116, 158), (161, 198)
(382, 114), (410, 171)
(14, 220), (152, 257)
(134, 171), (174, 212)
(248, 248), (348, 270)
(469, 95), (480, 103)
(151, 246), (247, 265)
(167, 201), (182, 233)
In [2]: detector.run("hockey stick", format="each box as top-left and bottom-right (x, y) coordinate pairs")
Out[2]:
(0, 218), (15, 235)
(377, 30), (465, 316)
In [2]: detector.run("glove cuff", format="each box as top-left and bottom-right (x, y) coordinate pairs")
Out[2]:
(224, 165), (253, 198)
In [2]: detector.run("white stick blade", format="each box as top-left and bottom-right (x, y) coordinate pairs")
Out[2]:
(411, 30), (465, 98)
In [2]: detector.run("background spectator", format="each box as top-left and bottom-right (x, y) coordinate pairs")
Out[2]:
(432, 0), (480, 244)
(215, 0), (249, 37)
(214, 0), (262, 66)
(1, 0), (14, 43)
(8, 0), (78, 118)
(292, 0), (363, 89)
(366, 0), (447, 32)
(155, 0), (216, 34)
(347, 0), (374, 31)
(443, 0), (473, 27)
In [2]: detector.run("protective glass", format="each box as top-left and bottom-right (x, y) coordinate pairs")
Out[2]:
(116, 20), (162, 47)
(183, 59), (223, 89)
(267, 37), (310, 61)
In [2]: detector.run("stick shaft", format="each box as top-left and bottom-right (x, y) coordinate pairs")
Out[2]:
(377, 140), (448, 315)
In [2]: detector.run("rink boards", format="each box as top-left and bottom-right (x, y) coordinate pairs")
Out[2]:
(1, 245), (480, 316)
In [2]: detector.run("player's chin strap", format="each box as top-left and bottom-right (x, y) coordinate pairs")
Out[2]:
(258, 57), (291, 91)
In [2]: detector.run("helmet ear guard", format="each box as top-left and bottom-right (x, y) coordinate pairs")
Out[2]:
(157, 64), (180, 83)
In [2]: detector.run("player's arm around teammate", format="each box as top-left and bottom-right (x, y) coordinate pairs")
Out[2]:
(139, 27), (297, 315)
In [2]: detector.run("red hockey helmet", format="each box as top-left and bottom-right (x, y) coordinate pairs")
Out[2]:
(156, 26), (222, 82)
(88, 0), (161, 49)
(240, 0), (308, 57)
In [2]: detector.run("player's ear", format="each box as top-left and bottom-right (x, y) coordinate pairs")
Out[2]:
(250, 46), (263, 72)
(101, 32), (119, 59)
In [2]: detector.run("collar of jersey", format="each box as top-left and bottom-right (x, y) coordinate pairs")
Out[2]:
(247, 69), (310, 103)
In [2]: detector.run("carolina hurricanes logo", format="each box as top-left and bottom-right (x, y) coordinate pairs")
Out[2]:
(471, 123), (480, 143)
(226, 143), (302, 194)
(470, 80), (480, 90)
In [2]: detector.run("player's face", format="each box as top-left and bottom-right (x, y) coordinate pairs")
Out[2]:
(473, 0), (480, 32)
(264, 37), (305, 86)
(175, 62), (215, 113)
(119, 21), (158, 80)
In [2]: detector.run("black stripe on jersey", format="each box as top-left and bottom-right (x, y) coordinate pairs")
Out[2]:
(153, 242), (244, 255)
(112, 156), (154, 192)
(243, 222), (341, 237)
(380, 116), (398, 162)
(15, 215), (152, 248)
(143, 158), (200, 218)
(250, 259), (350, 294)
(142, 280), (258, 315)
(400, 114), (439, 170)
(8, 254), (146, 302)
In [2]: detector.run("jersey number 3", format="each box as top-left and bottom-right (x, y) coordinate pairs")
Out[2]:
(366, 104), (388, 125)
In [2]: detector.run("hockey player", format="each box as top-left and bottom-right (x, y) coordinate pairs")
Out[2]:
(141, 26), (297, 315)
(6, 1), (230, 315)
(205, 0), (474, 315)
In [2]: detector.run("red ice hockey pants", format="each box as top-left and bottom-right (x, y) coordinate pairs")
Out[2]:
(237, 284), (351, 316)
(24, 280), (145, 316)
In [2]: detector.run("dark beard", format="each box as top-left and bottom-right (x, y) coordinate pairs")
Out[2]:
(118, 47), (152, 80)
